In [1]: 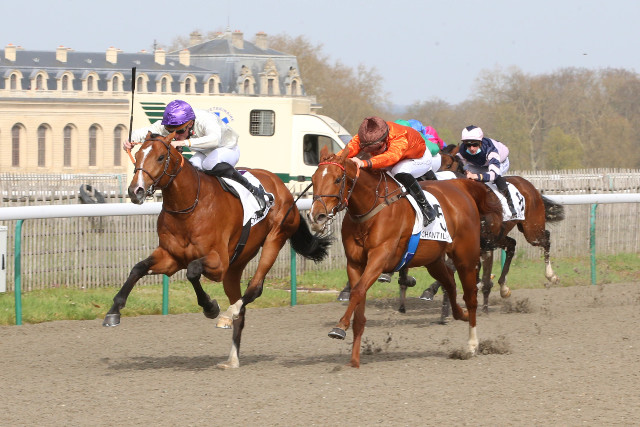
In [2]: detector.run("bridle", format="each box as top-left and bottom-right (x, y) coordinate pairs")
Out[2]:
(133, 136), (200, 214)
(312, 161), (360, 227)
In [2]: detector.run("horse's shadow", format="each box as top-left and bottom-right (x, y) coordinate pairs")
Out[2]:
(103, 354), (277, 371)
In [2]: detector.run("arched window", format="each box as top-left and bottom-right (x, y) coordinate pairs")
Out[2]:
(12, 125), (21, 167)
(89, 125), (98, 166)
(10, 73), (17, 90)
(161, 77), (168, 93)
(112, 75), (120, 92)
(62, 75), (69, 91)
(114, 126), (124, 166)
(291, 80), (298, 95)
(136, 76), (144, 93)
(243, 79), (250, 94)
(267, 78), (274, 95)
(38, 125), (47, 167)
(185, 77), (192, 94)
(87, 75), (94, 91)
(36, 74), (44, 90)
(64, 125), (72, 167)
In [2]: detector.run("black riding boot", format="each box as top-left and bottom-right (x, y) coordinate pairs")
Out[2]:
(422, 169), (438, 181)
(395, 172), (436, 226)
(495, 175), (517, 217)
(206, 162), (268, 211)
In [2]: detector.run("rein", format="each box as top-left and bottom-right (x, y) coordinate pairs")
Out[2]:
(313, 160), (405, 225)
(134, 137), (200, 214)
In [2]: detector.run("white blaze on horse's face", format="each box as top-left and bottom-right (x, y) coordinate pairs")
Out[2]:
(136, 146), (153, 189)
(321, 168), (329, 179)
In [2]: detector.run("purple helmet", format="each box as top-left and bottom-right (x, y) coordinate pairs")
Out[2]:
(161, 100), (195, 126)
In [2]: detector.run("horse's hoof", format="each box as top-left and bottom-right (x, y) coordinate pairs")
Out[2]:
(482, 305), (489, 314)
(216, 317), (233, 329)
(419, 289), (434, 301)
(337, 291), (350, 302)
(377, 273), (392, 283)
(328, 328), (346, 339)
(204, 299), (221, 319)
(216, 361), (239, 370)
(500, 287), (511, 298)
(102, 313), (121, 327)
(398, 306), (406, 313)
(402, 276), (417, 288)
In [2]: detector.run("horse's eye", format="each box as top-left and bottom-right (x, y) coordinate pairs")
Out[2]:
(334, 177), (342, 184)
(158, 155), (165, 162)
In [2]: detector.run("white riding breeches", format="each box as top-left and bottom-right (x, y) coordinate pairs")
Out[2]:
(388, 148), (433, 178)
(189, 145), (241, 170)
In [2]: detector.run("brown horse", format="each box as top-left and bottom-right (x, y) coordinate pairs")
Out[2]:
(307, 148), (503, 367)
(438, 145), (565, 311)
(103, 132), (331, 369)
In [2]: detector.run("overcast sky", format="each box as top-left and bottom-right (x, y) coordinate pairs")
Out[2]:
(3, 0), (638, 106)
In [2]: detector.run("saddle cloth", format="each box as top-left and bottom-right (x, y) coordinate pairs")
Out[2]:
(405, 190), (452, 243)
(484, 182), (525, 221)
(219, 171), (274, 226)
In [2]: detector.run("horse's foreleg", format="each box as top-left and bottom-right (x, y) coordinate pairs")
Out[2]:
(350, 296), (367, 368)
(427, 258), (466, 321)
(186, 255), (222, 320)
(329, 261), (369, 340)
(217, 268), (243, 329)
(103, 250), (178, 327)
(497, 236), (516, 298)
(217, 304), (246, 370)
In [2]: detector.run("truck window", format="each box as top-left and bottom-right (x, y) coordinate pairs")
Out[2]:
(303, 134), (342, 165)
(250, 110), (275, 136)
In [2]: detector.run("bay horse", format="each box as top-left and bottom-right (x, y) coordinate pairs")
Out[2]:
(438, 144), (565, 312)
(103, 132), (331, 369)
(307, 148), (503, 367)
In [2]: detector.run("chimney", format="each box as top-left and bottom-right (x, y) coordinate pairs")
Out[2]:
(179, 49), (190, 66)
(189, 31), (202, 46)
(56, 45), (68, 63)
(106, 46), (118, 64)
(255, 32), (268, 50)
(154, 48), (165, 65)
(5, 43), (16, 61)
(231, 30), (244, 49)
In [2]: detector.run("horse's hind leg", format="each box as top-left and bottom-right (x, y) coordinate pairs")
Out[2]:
(541, 229), (559, 284)
(397, 267), (416, 313)
(496, 236), (516, 298)
(103, 249), (178, 327)
(427, 258), (466, 322)
(479, 250), (495, 313)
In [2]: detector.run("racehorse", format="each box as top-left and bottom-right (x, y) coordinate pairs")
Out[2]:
(438, 145), (565, 312)
(307, 147), (503, 367)
(103, 132), (331, 369)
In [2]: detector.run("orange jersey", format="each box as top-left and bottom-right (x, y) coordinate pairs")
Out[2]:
(341, 122), (426, 169)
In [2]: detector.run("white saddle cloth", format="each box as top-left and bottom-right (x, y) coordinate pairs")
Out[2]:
(220, 171), (273, 226)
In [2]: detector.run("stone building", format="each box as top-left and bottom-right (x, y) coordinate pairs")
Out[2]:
(0, 30), (304, 175)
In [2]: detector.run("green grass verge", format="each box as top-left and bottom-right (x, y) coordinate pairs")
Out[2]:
(1, 253), (639, 325)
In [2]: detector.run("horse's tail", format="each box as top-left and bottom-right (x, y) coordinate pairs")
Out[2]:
(289, 212), (332, 262)
(543, 195), (565, 223)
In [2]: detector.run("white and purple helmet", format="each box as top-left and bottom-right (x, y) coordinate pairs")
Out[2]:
(161, 100), (196, 126)
(461, 125), (484, 142)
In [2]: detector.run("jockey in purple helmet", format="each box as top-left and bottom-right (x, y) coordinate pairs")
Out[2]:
(124, 99), (268, 211)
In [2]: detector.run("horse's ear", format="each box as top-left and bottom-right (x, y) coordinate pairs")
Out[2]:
(167, 131), (176, 141)
(319, 144), (330, 161)
(145, 131), (152, 139)
(338, 148), (349, 162)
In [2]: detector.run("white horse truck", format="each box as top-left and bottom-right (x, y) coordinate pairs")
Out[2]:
(128, 94), (351, 196)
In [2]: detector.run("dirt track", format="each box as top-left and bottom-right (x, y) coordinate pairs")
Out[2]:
(1, 282), (639, 426)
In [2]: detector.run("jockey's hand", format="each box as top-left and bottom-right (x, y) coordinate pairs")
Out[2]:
(465, 171), (478, 180)
(122, 140), (136, 151)
(349, 157), (365, 168)
(170, 140), (187, 149)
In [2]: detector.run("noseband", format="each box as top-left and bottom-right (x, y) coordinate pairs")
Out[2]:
(134, 136), (200, 214)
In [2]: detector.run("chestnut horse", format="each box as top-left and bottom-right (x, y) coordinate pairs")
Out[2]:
(307, 148), (503, 367)
(438, 145), (565, 311)
(103, 132), (331, 369)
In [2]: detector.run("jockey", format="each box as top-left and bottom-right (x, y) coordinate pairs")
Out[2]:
(457, 125), (517, 217)
(123, 99), (268, 211)
(397, 119), (442, 179)
(340, 116), (437, 226)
